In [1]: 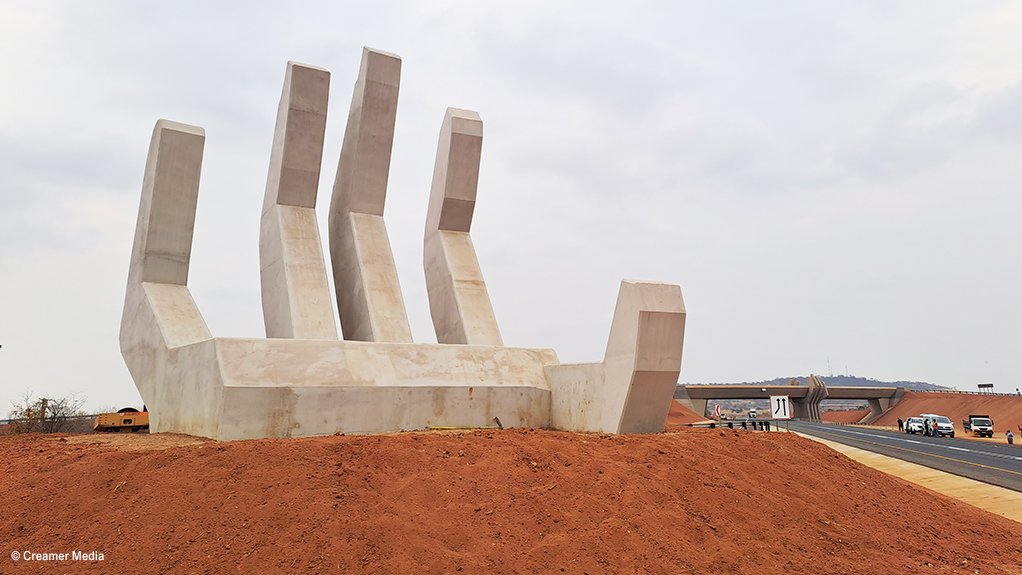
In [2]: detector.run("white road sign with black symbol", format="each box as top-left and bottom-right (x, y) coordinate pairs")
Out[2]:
(770, 395), (792, 420)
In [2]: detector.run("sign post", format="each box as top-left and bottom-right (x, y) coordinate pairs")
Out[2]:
(769, 395), (791, 420)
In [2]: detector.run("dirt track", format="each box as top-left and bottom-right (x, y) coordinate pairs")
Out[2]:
(1, 429), (1019, 574)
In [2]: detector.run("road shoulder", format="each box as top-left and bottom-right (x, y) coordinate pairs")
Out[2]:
(794, 431), (1022, 524)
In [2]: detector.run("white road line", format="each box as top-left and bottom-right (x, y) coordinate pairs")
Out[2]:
(805, 425), (1022, 464)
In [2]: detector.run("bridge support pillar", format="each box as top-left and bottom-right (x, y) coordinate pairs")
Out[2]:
(790, 399), (809, 421)
(791, 374), (828, 423)
(860, 395), (898, 424)
(673, 387), (707, 418)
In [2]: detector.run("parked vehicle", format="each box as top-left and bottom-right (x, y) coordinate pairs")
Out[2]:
(920, 413), (955, 438)
(93, 406), (149, 433)
(905, 416), (925, 434)
(748, 408), (758, 419)
(963, 415), (994, 438)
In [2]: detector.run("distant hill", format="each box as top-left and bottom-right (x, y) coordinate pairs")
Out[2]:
(690, 375), (950, 392)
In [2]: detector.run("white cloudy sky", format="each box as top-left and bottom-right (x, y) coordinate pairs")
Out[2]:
(2, 1), (1021, 412)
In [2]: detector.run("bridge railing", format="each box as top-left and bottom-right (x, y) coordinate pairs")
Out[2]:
(915, 389), (1020, 397)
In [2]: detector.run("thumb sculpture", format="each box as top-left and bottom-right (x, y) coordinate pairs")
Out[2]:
(120, 48), (687, 440)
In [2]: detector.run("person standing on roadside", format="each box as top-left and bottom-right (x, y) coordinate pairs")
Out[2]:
(932, 419), (939, 437)
(1007, 430), (1014, 445)
(897, 418), (904, 432)
(923, 418), (930, 437)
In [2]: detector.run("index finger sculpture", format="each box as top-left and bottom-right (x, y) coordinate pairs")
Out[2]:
(120, 48), (687, 440)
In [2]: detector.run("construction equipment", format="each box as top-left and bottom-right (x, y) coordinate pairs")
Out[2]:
(93, 407), (149, 433)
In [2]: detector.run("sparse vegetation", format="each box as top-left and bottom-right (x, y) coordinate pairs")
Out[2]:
(7, 392), (88, 434)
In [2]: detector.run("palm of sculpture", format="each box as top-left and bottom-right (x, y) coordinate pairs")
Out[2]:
(120, 48), (686, 440)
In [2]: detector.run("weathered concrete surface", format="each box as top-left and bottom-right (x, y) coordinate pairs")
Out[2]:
(215, 339), (556, 439)
(259, 61), (337, 340)
(122, 119), (557, 440)
(424, 108), (502, 345)
(121, 50), (689, 440)
(547, 281), (686, 433)
(119, 120), (219, 438)
(327, 47), (412, 343)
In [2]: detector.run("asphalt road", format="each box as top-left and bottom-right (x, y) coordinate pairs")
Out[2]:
(788, 421), (1022, 492)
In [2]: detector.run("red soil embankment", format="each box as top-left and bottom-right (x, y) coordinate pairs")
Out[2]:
(822, 408), (870, 424)
(878, 391), (1022, 434)
(1, 430), (1019, 575)
(665, 399), (706, 426)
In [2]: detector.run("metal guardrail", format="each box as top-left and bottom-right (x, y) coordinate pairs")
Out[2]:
(679, 384), (1021, 397)
(0, 414), (98, 424)
(920, 389), (1020, 397)
(685, 418), (788, 432)
(0, 414), (98, 435)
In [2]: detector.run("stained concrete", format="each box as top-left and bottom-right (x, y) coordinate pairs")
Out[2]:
(424, 108), (502, 346)
(259, 61), (337, 340)
(120, 49), (688, 440)
(547, 281), (687, 434)
(327, 47), (412, 343)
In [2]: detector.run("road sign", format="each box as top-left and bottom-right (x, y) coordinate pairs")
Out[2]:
(714, 404), (721, 418)
(770, 395), (791, 420)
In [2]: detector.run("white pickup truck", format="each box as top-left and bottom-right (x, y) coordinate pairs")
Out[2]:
(964, 415), (994, 438)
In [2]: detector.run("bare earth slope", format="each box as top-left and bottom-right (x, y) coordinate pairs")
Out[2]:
(822, 409), (870, 424)
(879, 391), (1022, 433)
(665, 399), (706, 427)
(1, 430), (1019, 575)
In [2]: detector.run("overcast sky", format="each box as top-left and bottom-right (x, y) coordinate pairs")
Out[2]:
(2, 1), (1021, 412)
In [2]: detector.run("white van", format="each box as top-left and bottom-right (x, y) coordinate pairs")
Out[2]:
(920, 413), (955, 438)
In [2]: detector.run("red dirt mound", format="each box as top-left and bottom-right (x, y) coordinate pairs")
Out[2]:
(878, 391), (1022, 434)
(822, 409), (870, 424)
(665, 399), (706, 426)
(1, 430), (1018, 575)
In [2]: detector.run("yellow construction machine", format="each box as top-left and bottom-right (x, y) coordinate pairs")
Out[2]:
(93, 407), (149, 433)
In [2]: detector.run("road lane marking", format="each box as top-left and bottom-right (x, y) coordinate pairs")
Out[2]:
(800, 425), (1022, 463)
(797, 427), (1022, 479)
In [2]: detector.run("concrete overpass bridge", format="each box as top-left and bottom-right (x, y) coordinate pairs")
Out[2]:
(675, 375), (905, 423)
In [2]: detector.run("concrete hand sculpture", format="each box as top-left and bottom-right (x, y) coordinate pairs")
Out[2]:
(120, 48), (687, 440)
